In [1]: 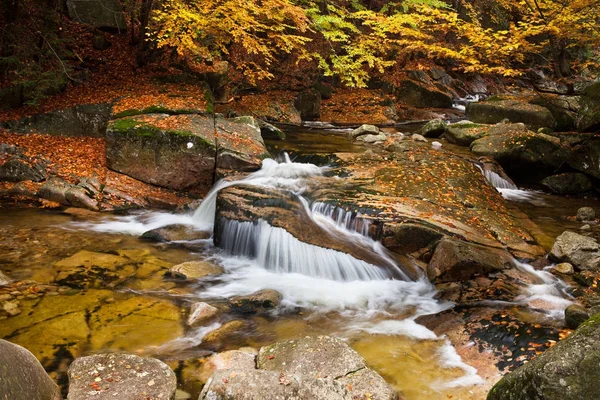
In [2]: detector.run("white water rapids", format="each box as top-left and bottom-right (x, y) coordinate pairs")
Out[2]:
(77, 154), (574, 392)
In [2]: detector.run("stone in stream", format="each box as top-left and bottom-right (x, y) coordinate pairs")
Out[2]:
(165, 261), (224, 280)
(577, 207), (596, 222)
(564, 304), (590, 330)
(420, 118), (446, 138)
(552, 262), (574, 275)
(444, 121), (489, 146)
(141, 224), (211, 242)
(202, 320), (247, 344)
(357, 133), (387, 143)
(187, 302), (219, 327)
(67, 353), (176, 400)
(487, 314), (600, 400)
(348, 124), (380, 140)
(198, 349), (257, 383)
(427, 238), (514, 283)
(0, 270), (11, 286)
(411, 133), (428, 142)
(0, 339), (62, 400)
(549, 231), (600, 271)
(229, 289), (282, 313)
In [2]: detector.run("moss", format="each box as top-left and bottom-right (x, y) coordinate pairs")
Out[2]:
(203, 84), (214, 114)
(485, 95), (507, 102)
(451, 123), (485, 129)
(110, 117), (143, 132)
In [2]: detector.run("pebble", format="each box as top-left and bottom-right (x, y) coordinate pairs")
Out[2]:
(10, 291), (21, 296)
(6, 308), (21, 316)
(0, 294), (13, 301)
(46, 291), (59, 296)
(24, 294), (39, 300)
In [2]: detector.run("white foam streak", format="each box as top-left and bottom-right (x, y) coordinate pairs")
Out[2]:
(434, 340), (486, 388)
(80, 211), (198, 236)
(154, 322), (222, 353)
(499, 188), (547, 206)
(484, 170), (517, 190)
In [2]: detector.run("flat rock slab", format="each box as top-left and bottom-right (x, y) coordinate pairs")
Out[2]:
(67, 353), (176, 400)
(258, 336), (366, 379)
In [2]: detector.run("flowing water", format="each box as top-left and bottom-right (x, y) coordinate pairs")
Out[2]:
(0, 126), (592, 399)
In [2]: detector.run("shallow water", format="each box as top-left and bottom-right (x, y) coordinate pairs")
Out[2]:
(1, 126), (596, 399)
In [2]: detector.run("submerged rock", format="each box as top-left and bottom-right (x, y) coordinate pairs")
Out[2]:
(541, 173), (593, 194)
(230, 289), (282, 313)
(203, 320), (246, 344)
(67, 353), (176, 400)
(550, 231), (600, 271)
(165, 261), (224, 280)
(0, 339), (62, 400)
(487, 314), (600, 400)
(427, 238), (513, 283)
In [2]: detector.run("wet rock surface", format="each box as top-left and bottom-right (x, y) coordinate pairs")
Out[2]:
(487, 315), (600, 400)
(0, 339), (62, 400)
(230, 289), (282, 313)
(141, 224), (210, 242)
(541, 173), (593, 194)
(165, 261), (224, 280)
(67, 353), (176, 400)
(550, 231), (600, 271)
(466, 98), (556, 130)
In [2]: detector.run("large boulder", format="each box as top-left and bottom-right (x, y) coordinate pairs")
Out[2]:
(549, 231), (600, 271)
(444, 121), (489, 146)
(541, 173), (593, 194)
(568, 140), (600, 179)
(470, 131), (571, 180)
(427, 238), (514, 283)
(67, 353), (176, 400)
(466, 98), (556, 130)
(0, 339), (62, 400)
(420, 118), (446, 138)
(1, 103), (111, 137)
(229, 289), (282, 313)
(0, 154), (48, 182)
(106, 114), (269, 194)
(577, 82), (600, 132)
(66, 0), (126, 32)
(294, 89), (321, 121)
(487, 314), (600, 400)
(395, 79), (453, 108)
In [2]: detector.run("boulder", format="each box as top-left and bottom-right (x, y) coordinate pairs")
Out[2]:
(549, 231), (600, 271)
(66, 0), (126, 32)
(67, 353), (176, 400)
(553, 262), (574, 275)
(411, 133), (428, 142)
(64, 187), (99, 210)
(470, 131), (571, 180)
(141, 224), (211, 242)
(165, 261), (224, 280)
(229, 289), (282, 313)
(1, 103), (111, 137)
(577, 82), (600, 132)
(541, 173), (593, 194)
(565, 305), (589, 330)
(577, 207), (596, 222)
(420, 118), (446, 138)
(530, 95), (578, 132)
(427, 238), (514, 283)
(91, 31), (111, 50)
(357, 133), (387, 143)
(37, 178), (75, 205)
(349, 124), (379, 140)
(203, 320), (246, 344)
(568, 140), (600, 179)
(0, 155), (48, 182)
(487, 314), (600, 400)
(257, 120), (286, 140)
(187, 302), (219, 327)
(294, 89), (321, 121)
(395, 79), (453, 108)
(0, 339), (62, 400)
(106, 114), (269, 193)
(466, 98), (556, 130)
(199, 350), (256, 383)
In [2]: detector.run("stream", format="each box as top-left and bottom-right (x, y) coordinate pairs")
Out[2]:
(0, 125), (595, 399)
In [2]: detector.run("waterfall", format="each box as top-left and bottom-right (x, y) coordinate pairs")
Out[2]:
(483, 169), (517, 190)
(218, 219), (391, 281)
(310, 202), (372, 236)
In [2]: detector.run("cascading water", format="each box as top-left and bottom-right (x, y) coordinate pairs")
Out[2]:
(476, 163), (546, 205)
(310, 201), (372, 236)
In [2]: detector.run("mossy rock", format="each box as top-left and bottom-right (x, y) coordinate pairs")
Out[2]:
(466, 99), (556, 130)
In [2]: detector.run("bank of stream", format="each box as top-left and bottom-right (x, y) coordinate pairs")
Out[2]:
(0, 124), (596, 399)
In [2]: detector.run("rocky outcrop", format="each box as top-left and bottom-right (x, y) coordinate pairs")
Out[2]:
(0, 154), (48, 182)
(466, 98), (556, 130)
(67, 353), (176, 400)
(66, 0), (126, 32)
(230, 289), (282, 313)
(37, 178), (99, 210)
(395, 79), (453, 108)
(1, 103), (112, 137)
(487, 314), (600, 400)
(549, 231), (600, 271)
(106, 114), (269, 194)
(577, 82), (600, 132)
(470, 131), (570, 180)
(0, 339), (62, 400)
(427, 238), (514, 283)
(200, 336), (397, 400)
(541, 173), (593, 194)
